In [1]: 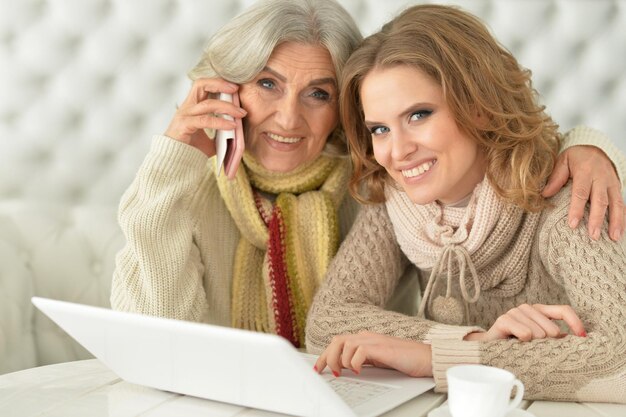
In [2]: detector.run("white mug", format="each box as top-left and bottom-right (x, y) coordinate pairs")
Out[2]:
(446, 364), (524, 417)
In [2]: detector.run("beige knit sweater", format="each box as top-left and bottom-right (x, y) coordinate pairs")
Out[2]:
(111, 126), (624, 330)
(306, 141), (626, 403)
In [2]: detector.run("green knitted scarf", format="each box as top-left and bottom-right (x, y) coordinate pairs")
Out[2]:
(216, 152), (350, 347)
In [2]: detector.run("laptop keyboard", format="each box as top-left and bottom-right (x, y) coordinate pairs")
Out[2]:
(327, 377), (395, 407)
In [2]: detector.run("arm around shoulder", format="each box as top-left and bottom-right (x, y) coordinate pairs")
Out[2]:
(561, 125), (626, 187)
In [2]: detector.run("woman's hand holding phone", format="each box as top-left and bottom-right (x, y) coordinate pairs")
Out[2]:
(164, 78), (247, 176)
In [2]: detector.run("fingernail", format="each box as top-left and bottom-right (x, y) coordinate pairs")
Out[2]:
(332, 370), (340, 377)
(313, 365), (318, 372)
(352, 369), (360, 375)
(238, 108), (247, 115)
(579, 331), (587, 337)
(612, 229), (622, 242)
(569, 218), (579, 229)
(592, 228), (600, 241)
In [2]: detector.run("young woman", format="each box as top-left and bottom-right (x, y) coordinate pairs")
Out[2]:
(307, 4), (626, 402)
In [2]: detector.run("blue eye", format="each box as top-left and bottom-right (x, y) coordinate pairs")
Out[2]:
(310, 89), (331, 101)
(409, 110), (432, 121)
(369, 125), (390, 135)
(258, 79), (275, 89)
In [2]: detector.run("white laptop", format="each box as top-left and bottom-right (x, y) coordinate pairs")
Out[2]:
(32, 297), (434, 417)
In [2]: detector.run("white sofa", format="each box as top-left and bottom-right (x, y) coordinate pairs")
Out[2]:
(1, 0), (625, 375)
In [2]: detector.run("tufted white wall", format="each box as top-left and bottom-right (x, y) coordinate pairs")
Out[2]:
(0, 0), (624, 374)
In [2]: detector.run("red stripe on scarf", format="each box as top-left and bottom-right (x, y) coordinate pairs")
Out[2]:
(267, 206), (299, 347)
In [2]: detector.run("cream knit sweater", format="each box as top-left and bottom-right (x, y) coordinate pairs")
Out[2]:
(306, 133), (626, 403)
(111, 126), (624, 330)
(110, 135), (363, 325)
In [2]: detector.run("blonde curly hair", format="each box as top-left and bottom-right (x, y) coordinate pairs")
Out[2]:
(341, 4), (561, 212)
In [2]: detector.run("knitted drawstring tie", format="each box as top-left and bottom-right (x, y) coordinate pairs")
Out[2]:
(418, 243), (481, 325)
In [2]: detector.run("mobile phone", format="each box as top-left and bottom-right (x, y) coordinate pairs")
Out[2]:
(215, 92), (245, 179)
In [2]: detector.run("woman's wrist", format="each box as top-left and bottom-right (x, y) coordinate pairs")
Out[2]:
(417, 341), (434, 377)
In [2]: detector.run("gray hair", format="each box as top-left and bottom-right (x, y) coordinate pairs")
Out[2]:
(189, 0), (362, 84)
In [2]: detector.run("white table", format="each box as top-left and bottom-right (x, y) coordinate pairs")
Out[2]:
(1, 360), (624, 417)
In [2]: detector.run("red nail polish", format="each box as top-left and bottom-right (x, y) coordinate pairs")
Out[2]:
(579, 331), (587, 337)
(332, 370), (340, 377)
(313, 365), (318, 372)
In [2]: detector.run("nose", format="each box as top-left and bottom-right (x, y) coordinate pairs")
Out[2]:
(274, 91), (302, 130)
(390, 129), (418, 161)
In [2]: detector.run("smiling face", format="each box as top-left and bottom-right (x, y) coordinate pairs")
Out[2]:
(238, 42), (339, 173)
(360, 65), (486, 205)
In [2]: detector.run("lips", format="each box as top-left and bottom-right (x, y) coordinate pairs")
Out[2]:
(401, 159), (436, 178)
(267, 132), (302, 144)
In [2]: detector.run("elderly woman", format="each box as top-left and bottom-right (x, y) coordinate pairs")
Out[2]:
(111, 0), (623, 348)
